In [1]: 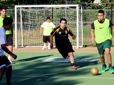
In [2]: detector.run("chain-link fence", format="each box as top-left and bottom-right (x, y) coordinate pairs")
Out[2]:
(1, 3), (114, 47)
(80, 3), (114, 46)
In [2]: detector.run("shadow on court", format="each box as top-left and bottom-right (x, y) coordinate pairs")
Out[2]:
(1, 52), (103, 85)
(15, 55), (53, 63)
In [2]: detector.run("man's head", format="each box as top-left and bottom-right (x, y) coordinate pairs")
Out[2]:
(60, 18), (67, 28)
(0, 6), (6, 17)
(98, 10), (105, 21)
(46, 17), (51, 23)
(3, 17), (13, 30)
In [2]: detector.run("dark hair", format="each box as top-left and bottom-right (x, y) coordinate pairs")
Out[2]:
(3, 17), (13, 26)
(98, 10), (104, 14)
(60, 18), (67, 24)
(0, 6), (6, 11)
(47, 17), (50, 20)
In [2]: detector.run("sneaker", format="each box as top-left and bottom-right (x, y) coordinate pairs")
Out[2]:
(101, 66), (106, 72)
(42, 47), (47, 50)
(9, 60), (15, 64)
(48, 47), (51, 50)
(71, 65), (76, 69)
(109, 67), (114, 73)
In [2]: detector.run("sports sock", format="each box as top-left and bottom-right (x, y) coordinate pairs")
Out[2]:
(44, 43), (46, 47)
(71, 63), (74, 66)
(48, 43), (50, 48)
(103, 64), (106, 68)
(8, 56), (11, 60)
(109, 64), (112, 68)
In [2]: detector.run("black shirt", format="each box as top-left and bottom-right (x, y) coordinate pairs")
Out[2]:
(51, 26), (74, 45)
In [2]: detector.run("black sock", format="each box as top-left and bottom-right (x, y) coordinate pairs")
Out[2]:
(103, 64), (106, 68)
(71, 63), (74, 66)
(109, 64), (112, 68)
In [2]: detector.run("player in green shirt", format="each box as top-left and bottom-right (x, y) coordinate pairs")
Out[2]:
(0, 6), (14, 63)
(91, 10), (114, 73)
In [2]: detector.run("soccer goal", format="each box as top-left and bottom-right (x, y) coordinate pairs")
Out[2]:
(15, 4), (83, 49)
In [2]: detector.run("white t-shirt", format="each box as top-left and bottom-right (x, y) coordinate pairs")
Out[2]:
(0, 27), (6, 57)
(41, 22), (56, 28)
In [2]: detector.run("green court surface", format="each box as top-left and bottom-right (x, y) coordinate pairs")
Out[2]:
(1, 52), (114, 85)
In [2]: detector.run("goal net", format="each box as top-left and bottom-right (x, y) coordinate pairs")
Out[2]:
(15, 4), (83, 49)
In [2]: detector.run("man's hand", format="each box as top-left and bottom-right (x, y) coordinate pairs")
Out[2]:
(72, 35), (76, 40)
(91, 38), (95, 44)
(1, 44), (17, 59)
(11, 53), (17, 59)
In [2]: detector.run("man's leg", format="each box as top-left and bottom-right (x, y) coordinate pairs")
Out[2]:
(48, 36), (51, 49)
(48, 42), (50, 49)
(0, 66), (6, 81)
(42, 42), (47, 50)
(105, 48), (114, 73)
(6, 66), (12, 84)
(105, 48), (112, 65)
(68, 52), (76, 69)
(100, 53), (105, 65)
(68, 52), (74, 64)
(42, 36), (47, 50)
(100, 52), (107, 72)
(7, 45), (13, 63)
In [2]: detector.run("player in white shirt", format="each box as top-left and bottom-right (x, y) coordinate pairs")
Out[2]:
(0, 17), (17, 85)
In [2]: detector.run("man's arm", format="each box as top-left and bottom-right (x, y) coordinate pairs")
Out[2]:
(91, 22), (95, 44)
(72, 35), (76, 40)
(68, 28), (76, 40)
(1, 44), (17, 59)
(11, 26), (13, 36)
(111, 26), (114, 32)
(40, 26), (42, 33)
(50, 35), (53, 48)
(91, 29), (95, 44)
(50, 27), (57, 49)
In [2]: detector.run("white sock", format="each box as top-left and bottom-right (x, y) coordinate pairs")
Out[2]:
(44, 43), (46, 47)
(48, 43), (50, 48)
(8, 56), (11, 60)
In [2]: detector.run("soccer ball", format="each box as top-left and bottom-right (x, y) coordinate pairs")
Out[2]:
(90, 67), (99, 75)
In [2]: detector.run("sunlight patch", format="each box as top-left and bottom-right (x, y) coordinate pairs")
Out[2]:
(42, 57), (99, 62)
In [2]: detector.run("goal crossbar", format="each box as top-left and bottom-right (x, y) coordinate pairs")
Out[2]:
(15, 4), (83, 49)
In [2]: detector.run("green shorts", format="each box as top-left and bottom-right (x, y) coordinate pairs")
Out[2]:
(96, 40), (111, 55)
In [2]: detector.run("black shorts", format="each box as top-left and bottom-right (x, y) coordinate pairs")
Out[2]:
(43, 35), (50, 42)
(56, 41), (74, 59)
(6, 34), (13, 46)
(0, 55), (11, 69)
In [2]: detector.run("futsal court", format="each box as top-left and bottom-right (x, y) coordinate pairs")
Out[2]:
(1, 47), (114, 85)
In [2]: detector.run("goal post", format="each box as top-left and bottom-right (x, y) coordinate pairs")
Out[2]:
(15, 4), (83, 49)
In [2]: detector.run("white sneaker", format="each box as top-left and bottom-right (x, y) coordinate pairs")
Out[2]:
(48, 47), (51, 50)
(42, 46), (47, 50)
(9, 60), (15, 64)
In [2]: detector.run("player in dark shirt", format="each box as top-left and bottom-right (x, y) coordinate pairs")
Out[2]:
(50, 18), (76, 69)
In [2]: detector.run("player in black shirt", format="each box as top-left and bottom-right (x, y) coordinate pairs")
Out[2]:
(50, 18), (76, 69)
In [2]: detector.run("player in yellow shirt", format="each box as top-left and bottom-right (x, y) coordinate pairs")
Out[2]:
(40, 17), (56, 50)
(91, 10), (114, 73)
